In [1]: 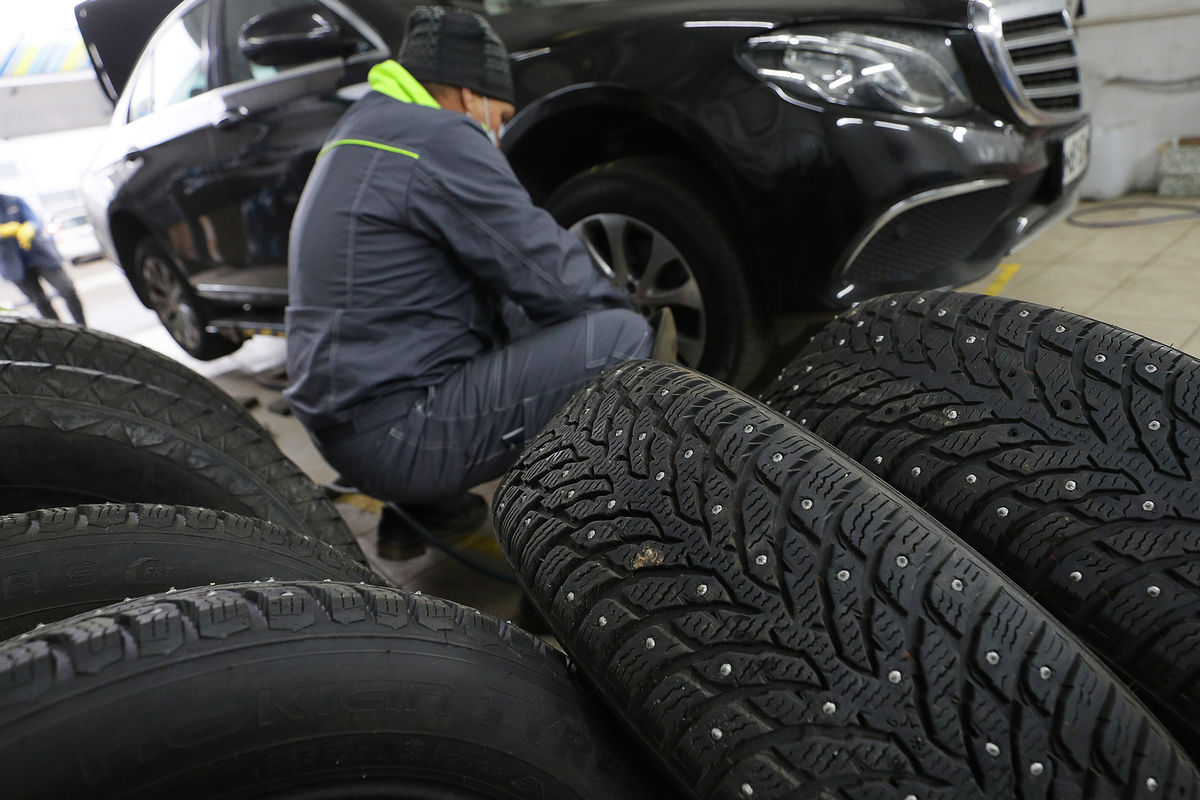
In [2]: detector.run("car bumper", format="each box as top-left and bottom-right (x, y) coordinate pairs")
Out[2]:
(735, 97), (1090, 309)
(827, 117), (1089, 305)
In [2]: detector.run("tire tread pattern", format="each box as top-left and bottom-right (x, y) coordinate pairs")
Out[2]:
(0, 361), (359, 560)
(0, 581), (663, 799)
(495, 360), (1199, 799)
(0, 502), (384, 637)
(0, 315), (259, 431)
(761, 291), (1200, 755)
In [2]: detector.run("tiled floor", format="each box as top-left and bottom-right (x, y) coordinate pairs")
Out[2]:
(10, 193), (1200, 623)
(959, 197), (1200, 353)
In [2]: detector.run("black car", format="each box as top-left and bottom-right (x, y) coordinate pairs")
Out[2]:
(77, 0), (1089, 384)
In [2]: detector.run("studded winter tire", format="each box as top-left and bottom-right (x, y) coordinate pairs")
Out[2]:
(0, 503), (385, 639)
(762, 290), (1200, 758)
(0, 581), (668, 799)
(495, 360), (1200, 799)
(0, 361), (363, 563)
(0, 315), (260, 433)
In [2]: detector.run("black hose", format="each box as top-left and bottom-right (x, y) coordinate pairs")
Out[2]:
(1067, 200), (1200, 229)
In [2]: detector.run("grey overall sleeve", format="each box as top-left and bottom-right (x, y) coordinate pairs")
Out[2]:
(407, 117), (631, 325)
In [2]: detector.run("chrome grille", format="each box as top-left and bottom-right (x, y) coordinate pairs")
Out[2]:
(1002, 11), (1082, 113)
(972, 0), (1085, 126)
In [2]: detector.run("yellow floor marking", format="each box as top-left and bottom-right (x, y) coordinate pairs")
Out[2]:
(984, 263), (1021, 296)
(336, 493), (385, 514)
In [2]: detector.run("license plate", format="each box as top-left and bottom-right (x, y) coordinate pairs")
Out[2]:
(1062, 123), (1090, 186)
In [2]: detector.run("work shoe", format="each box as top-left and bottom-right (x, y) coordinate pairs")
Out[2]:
(650, 306), (678, 363)
(376, 493), (489, 561)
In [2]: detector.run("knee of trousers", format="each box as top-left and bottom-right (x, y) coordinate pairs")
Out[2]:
(590, 307), (653, 364)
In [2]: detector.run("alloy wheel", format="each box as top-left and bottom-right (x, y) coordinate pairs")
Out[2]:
(141, 253), (203, 352)
(570, 213), (706, 367)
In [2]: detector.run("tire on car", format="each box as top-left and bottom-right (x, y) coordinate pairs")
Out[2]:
(762, 289), (1200, 758)
(0, 581), (669, 799)
(0, 361), (364, 563)
(0, 315), (261, 433)
(494, 360), (1200, 799)
(0, 503), (385, 639)
(547, 156), (769, 387)
(135, 237), (240, 361)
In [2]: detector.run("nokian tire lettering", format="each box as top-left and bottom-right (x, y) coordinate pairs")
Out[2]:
(0, 316), (262, 434)
(0, 582), (670, 800)
(0, 361), (363, 563)
(762, 290), (1200, 759)
(494, 360), (1200, 799)
(0, 503), (385, 639)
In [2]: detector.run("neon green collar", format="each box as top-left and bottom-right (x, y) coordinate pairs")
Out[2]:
(368, 60), (440, 108)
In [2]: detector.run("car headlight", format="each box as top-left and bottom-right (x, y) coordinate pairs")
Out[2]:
(740, 24), (972, 116)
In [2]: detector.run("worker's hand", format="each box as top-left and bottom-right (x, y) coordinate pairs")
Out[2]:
(16, 222), (35, 250)
(0, 221), (19, 239)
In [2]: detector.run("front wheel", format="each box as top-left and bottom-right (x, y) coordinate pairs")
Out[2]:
(135, 237), (239, 360)
(547, 157), (769, 387)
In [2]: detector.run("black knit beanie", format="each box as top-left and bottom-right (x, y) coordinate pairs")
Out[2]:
(398, 5), (515, 105)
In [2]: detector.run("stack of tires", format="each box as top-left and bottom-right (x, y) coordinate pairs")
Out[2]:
(490, 293), (1200, 799)
(0, 319), (666, 799)
(10, 295), (1200, 799)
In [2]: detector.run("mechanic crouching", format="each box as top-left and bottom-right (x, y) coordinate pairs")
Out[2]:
(286, 6), (662, 558)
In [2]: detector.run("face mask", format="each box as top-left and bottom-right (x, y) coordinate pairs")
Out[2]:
(482, 96), (499, 147)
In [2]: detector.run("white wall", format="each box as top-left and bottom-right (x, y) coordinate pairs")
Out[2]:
(1076, 0), (1200, 198)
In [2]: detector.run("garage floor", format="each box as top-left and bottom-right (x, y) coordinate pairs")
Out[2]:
(7, 194), (1200, 622)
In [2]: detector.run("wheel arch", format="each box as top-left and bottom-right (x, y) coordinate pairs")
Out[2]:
(107, 210), (155, 305)
(504, 84), (778, 303)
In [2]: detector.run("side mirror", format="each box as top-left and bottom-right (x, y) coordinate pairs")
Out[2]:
(238, 5), (357, 68)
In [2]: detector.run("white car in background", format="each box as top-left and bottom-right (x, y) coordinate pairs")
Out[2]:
(46, 207), (104, 264)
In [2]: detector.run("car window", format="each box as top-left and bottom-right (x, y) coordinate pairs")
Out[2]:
(220, 0), (372, 85)
(484, 0), (606, 11)
(127, 4), (211, 122)
(57, 214), (90, 230)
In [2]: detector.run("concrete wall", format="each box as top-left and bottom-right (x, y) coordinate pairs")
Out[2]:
(1076, 1), (1200, 198)
(0, 72), (112, 139)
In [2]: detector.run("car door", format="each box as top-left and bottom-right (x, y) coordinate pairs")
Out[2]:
(195, 0), (390, 307)
(104, 0), (230, 277)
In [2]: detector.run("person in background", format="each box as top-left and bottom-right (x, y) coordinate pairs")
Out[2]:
(286, 6), (670, 559)
(0, 193), (86, 326)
